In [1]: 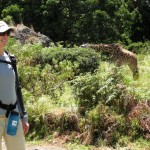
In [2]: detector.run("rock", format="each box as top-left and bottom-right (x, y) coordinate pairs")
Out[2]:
(12, 24), (54, 47)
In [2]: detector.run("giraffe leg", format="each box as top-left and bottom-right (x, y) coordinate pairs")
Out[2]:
(115, 60), (122, 67)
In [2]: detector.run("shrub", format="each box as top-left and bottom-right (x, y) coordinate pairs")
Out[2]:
(72, 67), (132, 115)
(37, 47), (101, 76)
(18, 64), (63, 98)
(26, 95), (55, 140)
(127, 41), (150, 54)
(6, 41), (150, 146)
(7, 43), (101, 79)
(71, 73), (102, 115)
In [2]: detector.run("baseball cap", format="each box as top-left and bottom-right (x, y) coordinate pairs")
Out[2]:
(0, 21), (14, 33)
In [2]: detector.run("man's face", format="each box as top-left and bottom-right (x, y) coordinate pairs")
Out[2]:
(0, 31), (10, 47)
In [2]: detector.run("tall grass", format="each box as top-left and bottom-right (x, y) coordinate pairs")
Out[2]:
(125, 54), (150, 100)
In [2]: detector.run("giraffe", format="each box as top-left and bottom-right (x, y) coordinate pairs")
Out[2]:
(80, 43), (139, 79)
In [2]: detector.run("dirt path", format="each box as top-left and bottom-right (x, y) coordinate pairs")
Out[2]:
(2, 144), (67, 150)
(2, 141), (67, 150)
(25, 144), (67, 150)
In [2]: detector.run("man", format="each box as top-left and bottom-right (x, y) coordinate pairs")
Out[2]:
(0, 20), (29, 150)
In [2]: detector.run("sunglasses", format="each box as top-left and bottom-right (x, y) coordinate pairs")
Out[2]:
(0, 30), (11, 36)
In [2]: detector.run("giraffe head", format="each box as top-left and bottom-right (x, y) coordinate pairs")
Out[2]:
(133, 69), (139, 80)
(80, 43), (90, 48)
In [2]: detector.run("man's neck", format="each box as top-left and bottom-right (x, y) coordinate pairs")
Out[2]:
(0, 48), (5, 56)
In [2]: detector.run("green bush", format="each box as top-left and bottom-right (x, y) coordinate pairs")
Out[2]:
(18, 64), (63, 99)
(6, 41), (150, 146)
(38, 47), (101, 76)
(2, 4), (23, 23)
(127, 41), (150, 54)
(71, 73), (102, 115)
(26, 95), (56, 140)
(72, 67), (131, 115)
(7, 43), (101, 79)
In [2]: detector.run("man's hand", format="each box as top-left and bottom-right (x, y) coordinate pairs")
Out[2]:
(22, 121), (29, 135)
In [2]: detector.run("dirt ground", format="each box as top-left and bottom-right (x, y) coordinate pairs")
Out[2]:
(2, 144), (67, 150)
(25, 144), (67, 150)
(2, 140), (67, 150)
(2, 141), (126, 150)
(2, 138), (149, 150)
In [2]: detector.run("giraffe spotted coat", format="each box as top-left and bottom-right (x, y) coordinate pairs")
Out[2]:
(80, 43), (139, 79)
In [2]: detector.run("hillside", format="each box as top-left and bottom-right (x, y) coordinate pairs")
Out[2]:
(6, 40), (150, 150)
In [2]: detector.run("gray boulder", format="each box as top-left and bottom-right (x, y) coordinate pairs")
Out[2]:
(13, 24), (54, 47)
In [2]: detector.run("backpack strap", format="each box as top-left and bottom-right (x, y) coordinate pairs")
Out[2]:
(0, 59), (12, 64)
(0, 51), (27, 118)
(6, 51), (28, 119)
(0, 52), (17, 117)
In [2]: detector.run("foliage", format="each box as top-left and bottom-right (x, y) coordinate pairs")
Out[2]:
(86, 103), (123, 145)
(127, 41), (150, 54)
(0, 0), (150, 148)
(1, 0), (150, 45)
(6, 39), (150, 148)
(71, 59), (150, 145)
(71, 73), (102, 114)
(1, 4), (23, 24)
(38, 47), (101, 75)
(7, 43), (101, 80)
(125, 54), (150, 101)
(25, 94), (56, 140)
(114, 1), (140, 45)
(72, 67), (132, 115)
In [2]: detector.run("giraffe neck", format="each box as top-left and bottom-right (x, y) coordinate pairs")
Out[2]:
(88, 44), (119, 53)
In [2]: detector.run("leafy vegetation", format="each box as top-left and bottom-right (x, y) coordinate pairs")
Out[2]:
(1, 0), (150, 149)
(6, 40), (150, 149)
(1, 0), (150, 46)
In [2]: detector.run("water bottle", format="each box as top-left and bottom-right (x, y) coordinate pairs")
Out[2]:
(7, 111), (19, 136)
